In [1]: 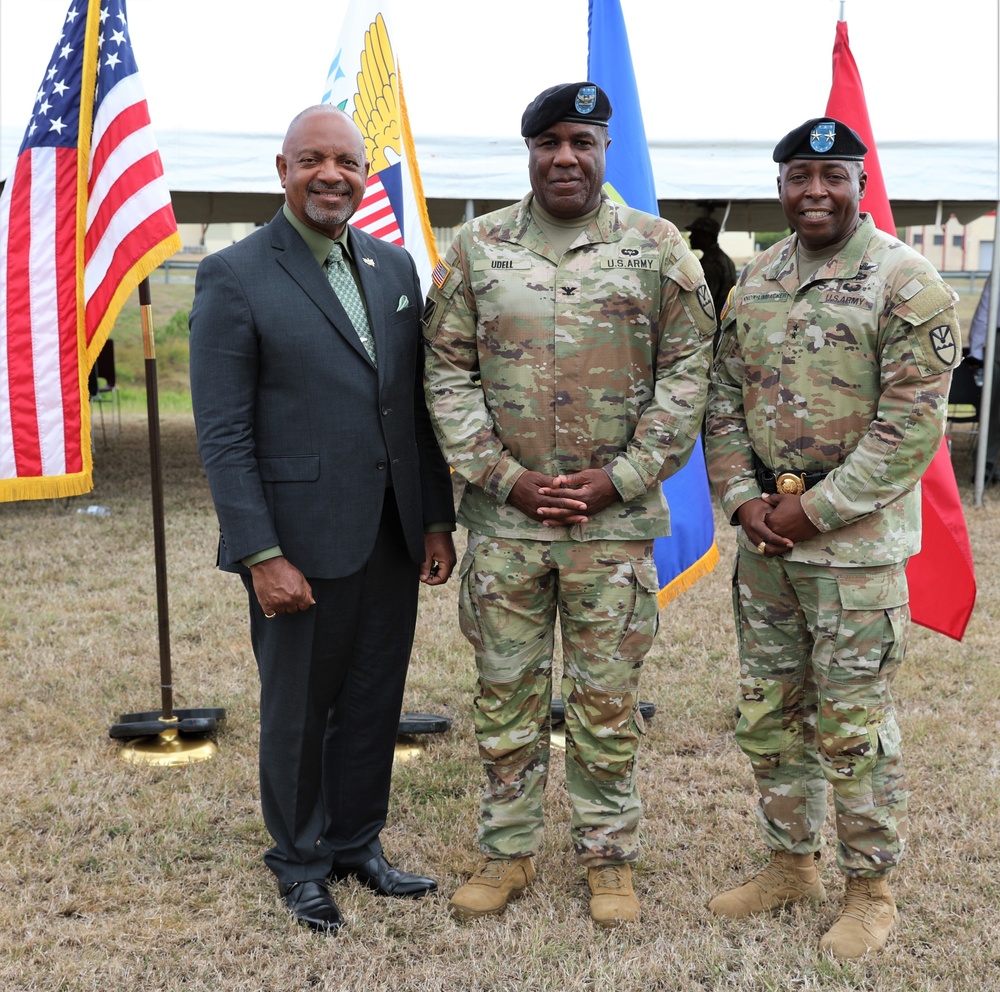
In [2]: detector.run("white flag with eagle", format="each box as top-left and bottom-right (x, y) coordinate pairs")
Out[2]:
(322, 0), (439, 293)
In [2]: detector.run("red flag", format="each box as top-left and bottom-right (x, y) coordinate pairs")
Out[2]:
(826, 19), (975, 640)
(0, 0), (180, 502)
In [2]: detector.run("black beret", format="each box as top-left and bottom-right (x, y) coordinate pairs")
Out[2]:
(521, 82), (612, 138)
(772, 118), (868, 163)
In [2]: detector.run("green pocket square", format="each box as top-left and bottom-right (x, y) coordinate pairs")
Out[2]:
(396, 295), (409, 311)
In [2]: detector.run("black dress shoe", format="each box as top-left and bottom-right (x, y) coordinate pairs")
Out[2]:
(279, 879), (344, 932)
(331, 854), (437, 898)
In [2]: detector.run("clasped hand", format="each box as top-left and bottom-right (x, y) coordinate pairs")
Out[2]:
(737, 493), (819, 557)
(508, 469), (618, 526)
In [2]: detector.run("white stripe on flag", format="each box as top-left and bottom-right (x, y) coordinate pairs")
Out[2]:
(27, 148), (67, 477)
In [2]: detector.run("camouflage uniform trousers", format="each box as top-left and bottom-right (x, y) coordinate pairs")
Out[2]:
(458, 532), (660, 866)
(731, 548), (909, 877)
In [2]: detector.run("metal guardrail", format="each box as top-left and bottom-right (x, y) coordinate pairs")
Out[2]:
(941, 270), (991, 293)
(154, 258), (200, 284)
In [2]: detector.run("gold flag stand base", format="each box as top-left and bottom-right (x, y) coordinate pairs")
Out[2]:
(119, 724), (217, 767)
(393, 736), (426, 765)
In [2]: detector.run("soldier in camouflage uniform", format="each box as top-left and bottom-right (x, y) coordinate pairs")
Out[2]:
(686, 216), (737, 322)
(704, 118), (961, 960)
(422, 82), (714, 927)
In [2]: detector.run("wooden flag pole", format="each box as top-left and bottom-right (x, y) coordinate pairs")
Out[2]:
(113, 277), (224, 765)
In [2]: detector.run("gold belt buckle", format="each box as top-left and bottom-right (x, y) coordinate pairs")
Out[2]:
(775, 472), (807, 495)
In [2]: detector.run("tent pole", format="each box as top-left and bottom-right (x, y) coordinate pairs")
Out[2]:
(974, 204), (1000, 506)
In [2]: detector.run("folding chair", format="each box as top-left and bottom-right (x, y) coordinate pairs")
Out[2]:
(946, 354), (981, 456)
(90, 338), (121, 442)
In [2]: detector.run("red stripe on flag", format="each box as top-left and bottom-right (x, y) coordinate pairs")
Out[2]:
(5, 153), (41, 477)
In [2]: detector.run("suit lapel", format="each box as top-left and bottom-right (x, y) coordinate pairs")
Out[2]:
(270, 214), (374, 367)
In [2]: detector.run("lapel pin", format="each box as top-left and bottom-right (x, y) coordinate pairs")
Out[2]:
(362, 257), (375, 267)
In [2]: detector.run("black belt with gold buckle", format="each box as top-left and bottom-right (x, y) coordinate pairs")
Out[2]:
(755, 466), (830, 496)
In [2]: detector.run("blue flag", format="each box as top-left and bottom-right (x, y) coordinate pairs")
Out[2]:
(587, 0), (718, 605)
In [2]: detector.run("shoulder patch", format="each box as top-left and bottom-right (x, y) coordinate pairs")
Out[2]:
(894, 279), (961, 374)
(420, 298), (438, 333)
(928, 324), (958, 367)
(696, 283), (716, 321)
(431, 258), (452, 291)
(719, 285), (735, 323)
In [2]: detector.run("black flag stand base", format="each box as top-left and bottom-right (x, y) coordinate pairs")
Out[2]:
(115, 713), (223, 767)
(109, 278), (225, 767)
(112, 707), (227, 766)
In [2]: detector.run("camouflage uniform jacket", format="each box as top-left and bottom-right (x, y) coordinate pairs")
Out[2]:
(423, 193), (715, 542)
(706, 214), (961, 567)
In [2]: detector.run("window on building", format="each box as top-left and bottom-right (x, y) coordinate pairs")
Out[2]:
(953, 235), (964, 248)
(933, 234), (944, 246)
(913, 234), (923, 245)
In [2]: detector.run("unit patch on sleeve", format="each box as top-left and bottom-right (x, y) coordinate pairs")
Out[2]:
(928, 324), (957, 367)
(697, 284), (716, 320)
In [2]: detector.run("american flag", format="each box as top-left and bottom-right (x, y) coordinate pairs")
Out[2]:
(0, 0), (180, 502)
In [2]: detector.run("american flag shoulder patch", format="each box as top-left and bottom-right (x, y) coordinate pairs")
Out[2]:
(431, 258), (451, 290)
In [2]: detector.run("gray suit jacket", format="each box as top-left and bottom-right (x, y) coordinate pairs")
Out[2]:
(189, 210), (454, 578)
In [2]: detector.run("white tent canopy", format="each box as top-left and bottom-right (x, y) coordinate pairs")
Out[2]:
(4, 127), (993, 232)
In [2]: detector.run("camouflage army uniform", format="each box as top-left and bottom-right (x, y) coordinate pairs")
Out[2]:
(705, 213), (960, 877)
(424, 192), (714, 865)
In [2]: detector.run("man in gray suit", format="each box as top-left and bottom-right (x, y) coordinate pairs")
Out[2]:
(189, 105), (456, 933)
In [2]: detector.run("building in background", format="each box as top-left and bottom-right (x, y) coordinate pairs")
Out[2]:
(900, 212), (995, 281)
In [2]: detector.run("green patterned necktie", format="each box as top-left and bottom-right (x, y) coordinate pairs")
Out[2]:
(326, 242), (376, 366)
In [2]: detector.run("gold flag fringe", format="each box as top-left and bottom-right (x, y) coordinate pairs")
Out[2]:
(657, 541), (720, 609)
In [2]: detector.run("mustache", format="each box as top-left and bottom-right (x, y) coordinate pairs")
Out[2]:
(307, 182), (352, 195)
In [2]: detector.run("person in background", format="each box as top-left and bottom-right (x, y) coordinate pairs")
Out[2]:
(686, 215), (737, 321)
(967, 278), (1000, 482)
(705, 117), (960, 960)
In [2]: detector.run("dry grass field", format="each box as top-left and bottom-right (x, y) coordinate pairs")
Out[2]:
(0, 280), (997, 990)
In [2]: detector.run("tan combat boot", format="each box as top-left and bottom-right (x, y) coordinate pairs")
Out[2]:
(819, 875), (898, 960)
(448, 857), (535, 920)
(588, 863), (640, 927)
(708, 851), (826, 919)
